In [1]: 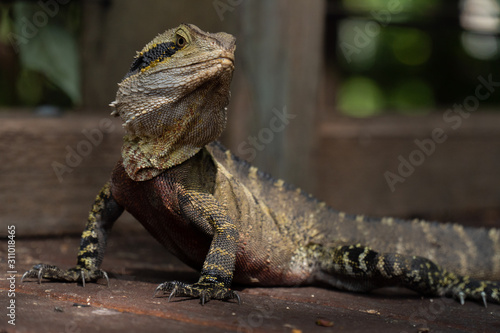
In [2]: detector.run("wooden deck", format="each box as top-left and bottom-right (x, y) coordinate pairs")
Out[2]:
(2, 229), (499, 333)
(1, 112), (500, 332)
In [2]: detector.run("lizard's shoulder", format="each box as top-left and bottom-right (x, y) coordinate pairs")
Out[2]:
(206, 141), (283, 187)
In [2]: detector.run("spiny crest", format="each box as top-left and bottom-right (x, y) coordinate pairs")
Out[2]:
(121, 26), (182, 80)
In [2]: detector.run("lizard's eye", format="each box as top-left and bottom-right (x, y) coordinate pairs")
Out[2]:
(176, 35), (187, 48)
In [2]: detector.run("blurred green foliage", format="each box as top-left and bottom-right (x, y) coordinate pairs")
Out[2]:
(0, 2), (81, 107)
(333, 0), (500, 117)
(1, 0), (499, 117)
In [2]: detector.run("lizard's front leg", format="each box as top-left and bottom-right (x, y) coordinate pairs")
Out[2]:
(154, 190), (240, 305)
(22, 181), (124, 286)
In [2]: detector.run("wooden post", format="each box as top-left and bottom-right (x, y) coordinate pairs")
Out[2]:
(229, 0), (326, 193)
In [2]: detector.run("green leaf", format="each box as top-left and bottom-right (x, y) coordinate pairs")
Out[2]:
(0, 6), (13, 44)
(13, 2), (80, 105)
(18, 25), (80, 104)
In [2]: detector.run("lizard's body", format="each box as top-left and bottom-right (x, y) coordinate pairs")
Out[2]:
(24, 24), (500, 306)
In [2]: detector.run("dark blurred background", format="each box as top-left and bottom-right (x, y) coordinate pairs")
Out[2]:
(1, 0), (499, 236)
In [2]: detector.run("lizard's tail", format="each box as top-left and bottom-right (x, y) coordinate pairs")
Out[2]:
(309, 243), (500, 306)
(329, 214), (500, 281)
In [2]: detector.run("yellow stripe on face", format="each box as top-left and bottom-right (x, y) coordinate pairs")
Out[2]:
(126, 42), (180, 78)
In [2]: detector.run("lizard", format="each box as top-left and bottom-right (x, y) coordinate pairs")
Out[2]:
(23, 23), (500, 306)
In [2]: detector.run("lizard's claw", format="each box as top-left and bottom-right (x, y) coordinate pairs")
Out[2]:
(153, 280), (240, 305)
(22, 264), (109, 286)
(446, 281), (500, 308)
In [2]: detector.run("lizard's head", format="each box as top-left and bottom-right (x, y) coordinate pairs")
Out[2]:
(111, 23), (236, 141)
(110, 24), (236, 180)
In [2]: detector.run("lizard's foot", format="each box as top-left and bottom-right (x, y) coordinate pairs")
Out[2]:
(22, 264), (109, 287)
(153, 280), (240, 305)
(446, 281), (500, 307)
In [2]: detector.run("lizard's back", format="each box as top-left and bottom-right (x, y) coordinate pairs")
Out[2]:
(208, 141), (500, 281)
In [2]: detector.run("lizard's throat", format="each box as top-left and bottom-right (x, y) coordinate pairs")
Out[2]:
(114, 67), (233, 181)
(120, 103), (227, 181)
(121, 136), (199, 182)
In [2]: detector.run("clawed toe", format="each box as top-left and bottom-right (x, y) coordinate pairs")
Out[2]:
(153, 280), (240, 305)
(21, 264), (109, 286)
(451, 285), (499, 307)
(22, 264), (57, 284)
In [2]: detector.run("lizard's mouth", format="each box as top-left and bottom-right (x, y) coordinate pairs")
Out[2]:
(172, 55), (234, 71)
(218, 56), (235, 68)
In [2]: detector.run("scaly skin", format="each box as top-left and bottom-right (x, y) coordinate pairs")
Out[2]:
(23, 24), (500, 306)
